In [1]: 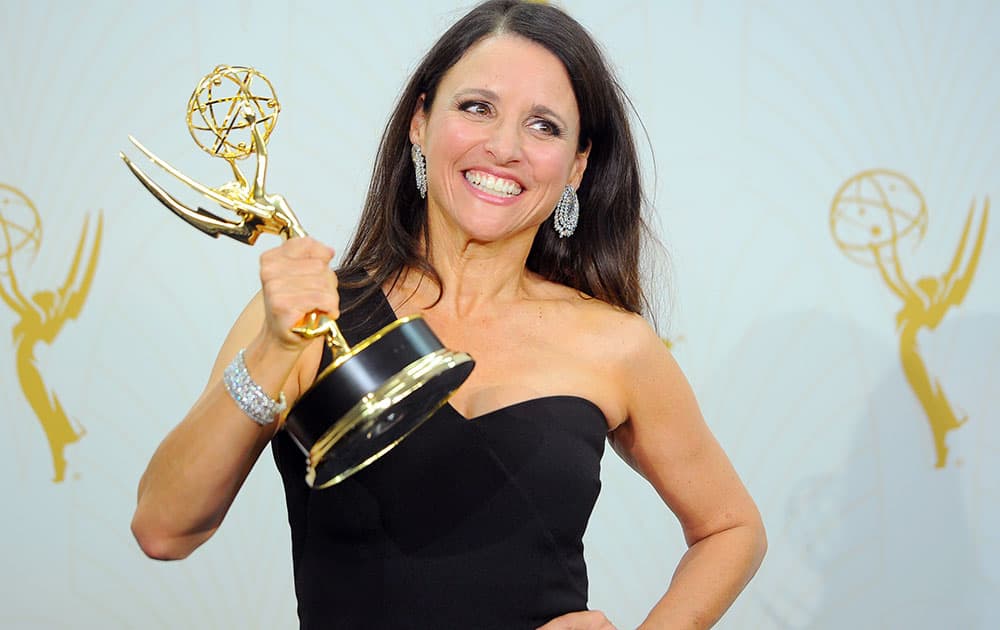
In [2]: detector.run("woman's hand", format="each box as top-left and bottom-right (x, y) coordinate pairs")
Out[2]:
(537, 610), (617, 630)
(259, 236), (339, 351)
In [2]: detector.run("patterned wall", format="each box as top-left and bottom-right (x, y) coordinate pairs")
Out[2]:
(0, 1), (996, 628)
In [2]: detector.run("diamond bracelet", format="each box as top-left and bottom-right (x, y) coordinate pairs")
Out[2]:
(223, 349), (287, 426)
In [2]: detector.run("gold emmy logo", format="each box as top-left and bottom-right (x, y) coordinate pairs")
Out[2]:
(0, 184), (103, 482)
(830, 169), (989, 468)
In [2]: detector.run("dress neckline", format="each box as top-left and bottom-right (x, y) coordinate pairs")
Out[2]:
(374, 283), (609, 429)
(444, 394), (606, 426)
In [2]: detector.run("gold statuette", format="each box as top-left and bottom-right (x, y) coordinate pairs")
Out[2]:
(831, 169), (989, 468)
(121, 65), (474, 487)
(0, 184), (102, 482)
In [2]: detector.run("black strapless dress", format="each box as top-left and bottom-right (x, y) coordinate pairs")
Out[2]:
(271, 280), (607, 629)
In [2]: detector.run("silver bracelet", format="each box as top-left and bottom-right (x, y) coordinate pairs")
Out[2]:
(223, 349), (287, 426)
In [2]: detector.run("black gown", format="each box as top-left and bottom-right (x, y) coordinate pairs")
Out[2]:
(271, 279), (607, 629)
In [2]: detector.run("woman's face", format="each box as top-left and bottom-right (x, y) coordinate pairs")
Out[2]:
(411, 35), (589, 245)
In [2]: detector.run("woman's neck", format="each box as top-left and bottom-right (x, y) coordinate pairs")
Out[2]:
(402, 217), (542, 318)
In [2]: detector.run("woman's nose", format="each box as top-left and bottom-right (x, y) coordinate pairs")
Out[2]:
(483, 119), (522, 164)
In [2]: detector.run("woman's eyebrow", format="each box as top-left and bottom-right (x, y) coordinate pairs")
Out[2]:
(453, 87), (499, 101)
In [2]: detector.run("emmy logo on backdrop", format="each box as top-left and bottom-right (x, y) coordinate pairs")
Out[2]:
(830, 169), (989, 468)
(0, 184), (103, 482)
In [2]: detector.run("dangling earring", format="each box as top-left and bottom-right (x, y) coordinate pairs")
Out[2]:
(411, 144), (427, 199)
(553, 185), (579, 238)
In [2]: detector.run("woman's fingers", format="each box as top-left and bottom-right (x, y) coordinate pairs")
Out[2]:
(536, 610), (617, 630)
(258, 237), (339, 349)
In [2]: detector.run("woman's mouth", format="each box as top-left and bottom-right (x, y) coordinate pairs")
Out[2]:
(463, 170), (523, 198)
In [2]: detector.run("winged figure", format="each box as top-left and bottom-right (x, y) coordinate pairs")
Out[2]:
(0, 212), (103, 481)
(871, 199), (989, 467)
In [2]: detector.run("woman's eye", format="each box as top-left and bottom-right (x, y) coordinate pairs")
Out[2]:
(529, 119), (562, 137)
(460, 101), (492, 116)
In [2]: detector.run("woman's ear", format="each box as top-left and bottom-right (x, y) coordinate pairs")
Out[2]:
(569, 140), (591, 189)
(409, 94), (428, 146)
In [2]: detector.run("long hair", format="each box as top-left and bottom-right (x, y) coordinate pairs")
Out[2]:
(340, 0), (650, 317)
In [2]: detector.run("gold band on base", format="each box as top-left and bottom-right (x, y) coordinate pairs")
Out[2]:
(305, 347), (472, 488)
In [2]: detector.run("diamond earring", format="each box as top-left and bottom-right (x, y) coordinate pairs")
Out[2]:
(411, 144), (427, 199)
(553, 185), (579, 238)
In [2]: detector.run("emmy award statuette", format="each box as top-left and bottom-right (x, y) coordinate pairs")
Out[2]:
(120, 65), (474, 488)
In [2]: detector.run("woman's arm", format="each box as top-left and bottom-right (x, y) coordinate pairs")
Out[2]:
(130, 237), (337, 560)
(608, 315), (767, 629)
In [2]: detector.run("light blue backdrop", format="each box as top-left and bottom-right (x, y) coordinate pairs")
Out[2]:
(1, 1), (997, 628)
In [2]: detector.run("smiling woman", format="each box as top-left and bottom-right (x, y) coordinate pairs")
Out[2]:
(411, 35), (589, 247)
(129, 1), (766, 629)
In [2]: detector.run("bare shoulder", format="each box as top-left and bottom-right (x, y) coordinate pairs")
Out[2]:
(579, 302), (677, 424)
(542, 281), (662, 362)
(542, 284), (696, 429)
(530, 280), (669, 428)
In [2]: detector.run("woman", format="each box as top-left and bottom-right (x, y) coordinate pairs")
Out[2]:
(131, 1), (766, 628)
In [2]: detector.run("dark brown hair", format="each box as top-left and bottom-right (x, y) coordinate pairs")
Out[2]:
(340, 0), (650, 316)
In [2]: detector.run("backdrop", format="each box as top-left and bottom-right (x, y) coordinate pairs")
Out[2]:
(1, 1), (997, 628)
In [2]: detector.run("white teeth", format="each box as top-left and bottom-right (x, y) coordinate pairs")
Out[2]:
(464, 170), (522, 197)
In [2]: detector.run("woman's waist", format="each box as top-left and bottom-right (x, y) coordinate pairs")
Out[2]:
(293, 538), (588, 628)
